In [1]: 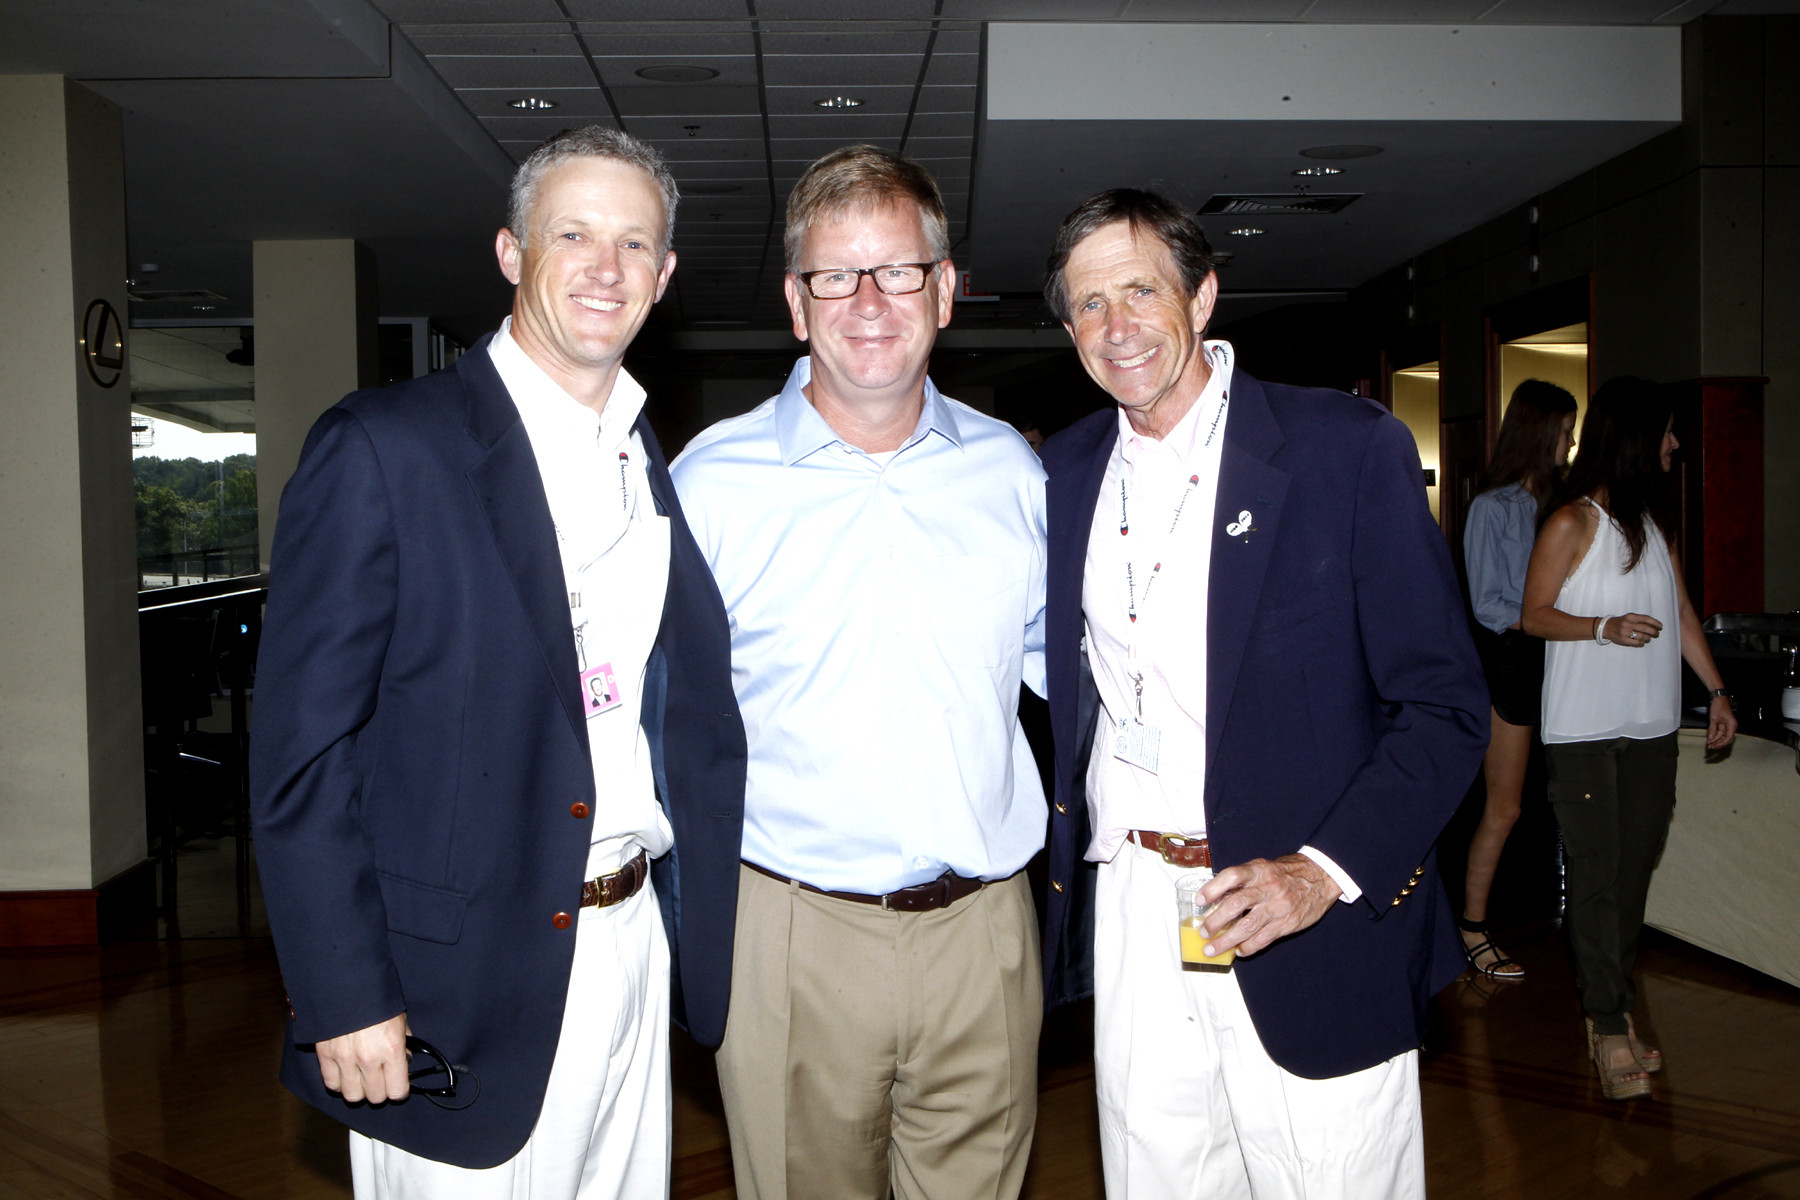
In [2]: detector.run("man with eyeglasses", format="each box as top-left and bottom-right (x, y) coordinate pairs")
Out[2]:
(670, 145), (1048, 1200)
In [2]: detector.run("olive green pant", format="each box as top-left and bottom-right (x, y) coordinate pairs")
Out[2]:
(1545, 733), (1678, 1037)
(715, 864), (1041, 1200)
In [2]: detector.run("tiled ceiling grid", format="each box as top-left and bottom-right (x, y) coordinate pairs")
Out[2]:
(386, 2), (978, 326)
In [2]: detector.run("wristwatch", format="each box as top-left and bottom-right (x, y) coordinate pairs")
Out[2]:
(1709, 687), (1730, 701)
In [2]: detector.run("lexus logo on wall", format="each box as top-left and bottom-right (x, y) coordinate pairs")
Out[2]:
(81, 298), (124, 388)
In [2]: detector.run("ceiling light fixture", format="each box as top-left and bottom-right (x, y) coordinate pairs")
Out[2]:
(508, 96), (558, 110)
(636, 65), (719, 83)
(1299, 144), (1383, 160)
(1291, 165), (1342, 177)
(814, 96), (863, 109)
(1228, 228), (1266, 237)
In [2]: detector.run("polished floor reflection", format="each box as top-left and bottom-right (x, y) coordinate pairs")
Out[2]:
(3, 847), (1797, 1198)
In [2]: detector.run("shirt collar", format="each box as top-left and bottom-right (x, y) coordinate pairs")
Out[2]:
(1117, 339), (1234, 468)
(772, 356), (963, 466)
(492, 315), (646, 451)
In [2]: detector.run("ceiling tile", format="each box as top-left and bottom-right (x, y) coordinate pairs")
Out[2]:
(761, 53), (925, 87)
(375, 0), (567, 21)
(903, 135), (973, 158)
(658, 139), (768, 162)
(563, 0), (752, 18)
(760, 30), (931, 55)
(765, 84), (916, 114)
(403, 31), (583, 56)
(936, 0), (1130, 16)
(906, 111), (976, 138)
(593, 54), (760, 87)
(611, 83), (762, 115)
(630, 114), (765, 140)
(923, 53), (978, 86)
(669, 160), (772, 179)
(755, 0), (936, 16)
(1290, 0), (1493, 17)
(458, 87), (615, 117)
(933, 29), (981, 55)
(575, 26), (757, 54)
(773, 136), (905, 161)
(480, 114), (602, 141)
(1478, 0), (1687, 19)
(914, 85), (977, 113)
(768, 112), (909, 139)
(428, 54), (595, 88)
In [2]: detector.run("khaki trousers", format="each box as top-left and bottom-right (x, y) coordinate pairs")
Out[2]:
(716, 864), (1041, 1200)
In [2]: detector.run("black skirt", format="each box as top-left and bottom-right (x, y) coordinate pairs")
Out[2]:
(1472, 625), (1544, 727)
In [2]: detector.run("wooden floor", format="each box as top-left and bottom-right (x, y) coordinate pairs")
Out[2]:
(4, 839), (1799, 1199)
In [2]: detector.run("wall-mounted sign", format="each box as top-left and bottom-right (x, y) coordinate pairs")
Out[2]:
(81, 299), (124, 388)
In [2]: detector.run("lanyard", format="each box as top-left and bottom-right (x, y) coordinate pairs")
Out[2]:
(1118, 376), (1230, 628)
(565, 445), (639, 666)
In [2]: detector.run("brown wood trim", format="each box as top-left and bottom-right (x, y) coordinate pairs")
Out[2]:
(0, 858), (156, 947)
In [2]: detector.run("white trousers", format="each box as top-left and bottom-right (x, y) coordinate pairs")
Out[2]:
(350, 880), (672, 1200)
(1094, 841), (1425, 1200)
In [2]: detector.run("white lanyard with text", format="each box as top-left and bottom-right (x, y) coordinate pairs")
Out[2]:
(567, 446), (635, 719)
(1111, 355), (1230, 775)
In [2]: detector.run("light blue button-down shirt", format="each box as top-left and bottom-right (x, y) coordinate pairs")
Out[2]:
(671, 358), (1048, 894)
(1463, 482), (1539, 634)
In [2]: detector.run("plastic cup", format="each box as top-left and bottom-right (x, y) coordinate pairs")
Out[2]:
(1175, 871), (1236, 968)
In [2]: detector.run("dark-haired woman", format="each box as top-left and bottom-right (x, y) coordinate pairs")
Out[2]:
(1458, 380), (1578, 980)
(1521, 376), (1736, 1101)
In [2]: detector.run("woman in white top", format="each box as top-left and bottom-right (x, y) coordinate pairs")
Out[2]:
(1521, 376), (1736, 1103)
(1458, 380), (1577, 980)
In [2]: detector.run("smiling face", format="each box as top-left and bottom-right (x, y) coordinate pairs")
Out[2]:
(784, 199), (954, 417)
(496, 155), (675, 409)
(1060, 220), (1218, 439)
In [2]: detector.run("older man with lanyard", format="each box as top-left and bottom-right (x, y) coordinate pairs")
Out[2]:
(1038, 189), (1486, 1199)
(672, 144), (1048, 1200)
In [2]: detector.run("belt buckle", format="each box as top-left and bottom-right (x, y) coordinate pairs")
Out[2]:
(1158, 833), (1200, 867)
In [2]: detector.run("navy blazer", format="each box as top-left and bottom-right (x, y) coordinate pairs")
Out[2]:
(1039, 367), (1487, 1080)
(249, 342), (747, 1168)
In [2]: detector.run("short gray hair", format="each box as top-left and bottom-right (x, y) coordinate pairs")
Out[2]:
(508, 126), (680, 254)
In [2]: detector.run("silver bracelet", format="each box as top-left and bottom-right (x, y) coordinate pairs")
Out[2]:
(1593, 615), (1614, 646)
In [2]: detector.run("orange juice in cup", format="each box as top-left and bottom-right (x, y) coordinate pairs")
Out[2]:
(1176, 871), (1237, 968)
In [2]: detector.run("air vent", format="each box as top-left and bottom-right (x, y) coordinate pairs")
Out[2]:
(1198, 194), (1361, 216)
(128, 287), (230, 302)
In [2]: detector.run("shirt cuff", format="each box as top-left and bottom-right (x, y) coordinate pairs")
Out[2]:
(1297, 845), (1361, 904)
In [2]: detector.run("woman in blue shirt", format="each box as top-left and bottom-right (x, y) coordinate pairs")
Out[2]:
(1458, 379), (1578, 978)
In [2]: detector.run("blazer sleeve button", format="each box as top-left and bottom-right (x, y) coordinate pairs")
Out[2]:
(570, 802), (590, 819)
(552, 912), (572, 929)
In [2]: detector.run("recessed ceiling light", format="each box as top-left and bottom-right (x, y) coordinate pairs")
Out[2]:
(1228, 228), (1266, 237)
(1299, 144), (1383, 160)
(814, 96), (863, 109)
(509, 96), (558, 110)
(1291, 165), (1343, 177)
(637, 65), (719, 83)
(193, 304), (216, 311)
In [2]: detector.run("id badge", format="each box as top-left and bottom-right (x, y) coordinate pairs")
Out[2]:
(1113, 717), (1161, 774)
(579, 661), (624, 718)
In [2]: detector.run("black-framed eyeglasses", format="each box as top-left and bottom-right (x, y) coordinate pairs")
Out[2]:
(796, 262), (937, 300)
(406, 1035), (480, 1110)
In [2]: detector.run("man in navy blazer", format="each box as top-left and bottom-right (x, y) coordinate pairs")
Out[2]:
(250, 127), (745, 1198)
(1037, 190), (1486, 1198)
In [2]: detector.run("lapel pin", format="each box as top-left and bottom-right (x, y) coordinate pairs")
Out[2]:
(1226, 510), (1256, 538)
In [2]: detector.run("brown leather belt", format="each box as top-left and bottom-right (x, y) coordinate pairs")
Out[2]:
(580, 849), (649, 910)
(1129, 830), (1211, 869)
(745, 860), (985, 913)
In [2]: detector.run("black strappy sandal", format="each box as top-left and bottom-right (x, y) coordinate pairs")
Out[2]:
(1457, 915), (1524, 980)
